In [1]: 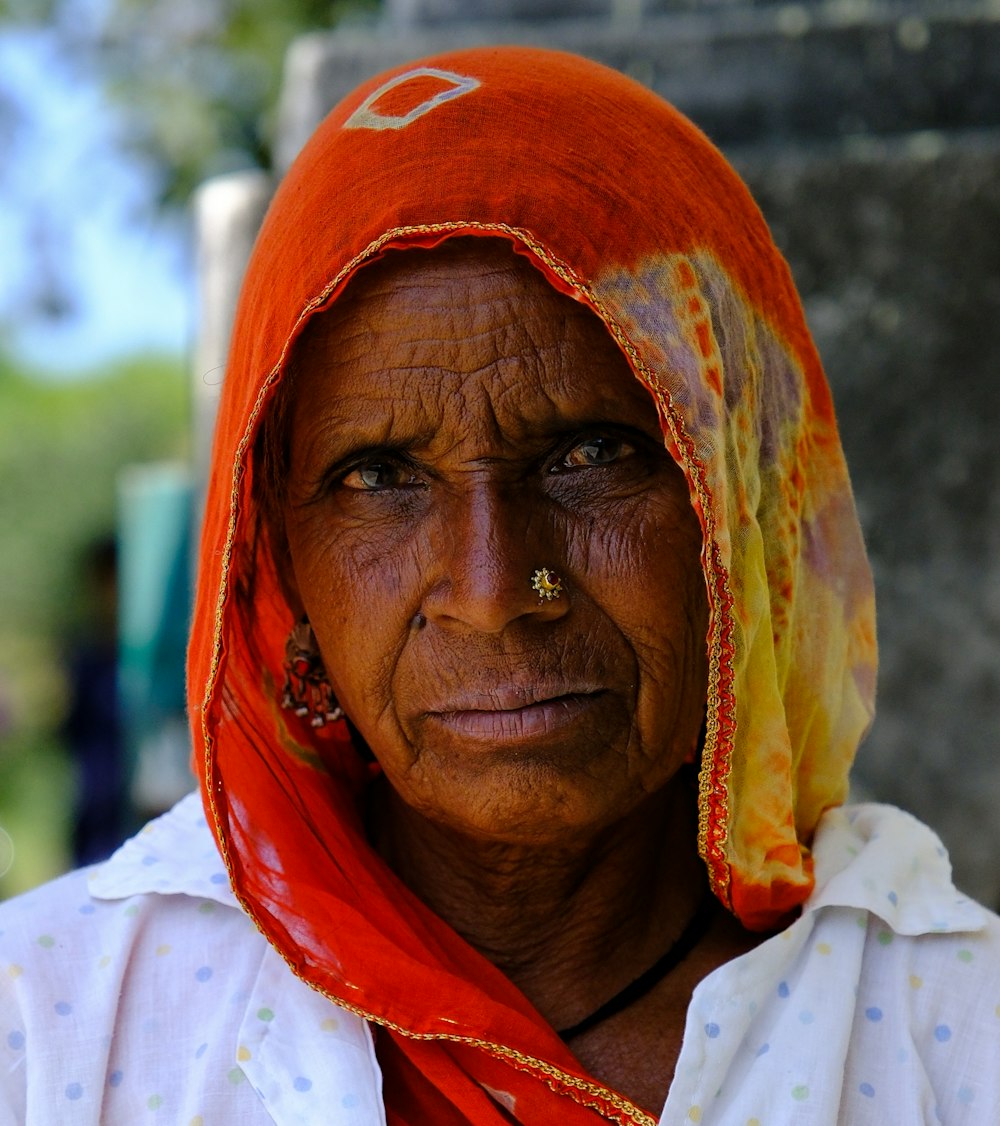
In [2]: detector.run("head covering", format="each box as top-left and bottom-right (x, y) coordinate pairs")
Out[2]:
(188, 46), (876, 1124)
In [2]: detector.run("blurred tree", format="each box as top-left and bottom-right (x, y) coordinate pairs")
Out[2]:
(0, 0), (382, 892)
(0, 352), (189, 639)
(0, 350), (189, 897)
(0, 0), (380, 350)
(1, 0), (381, 205)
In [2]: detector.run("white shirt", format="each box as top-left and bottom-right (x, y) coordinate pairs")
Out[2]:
(1, 794), (998, 1125)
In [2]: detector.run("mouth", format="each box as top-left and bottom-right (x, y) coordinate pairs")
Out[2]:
(427, 690), (606, 743)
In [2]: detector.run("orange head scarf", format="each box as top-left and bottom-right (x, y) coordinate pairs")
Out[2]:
(188, 46), (876, 1125)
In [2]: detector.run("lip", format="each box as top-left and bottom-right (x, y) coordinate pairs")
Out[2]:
(427, 690), (605, 743)
(427, 679), (604, 713)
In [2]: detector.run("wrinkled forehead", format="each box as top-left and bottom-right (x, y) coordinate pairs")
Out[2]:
(283, 237), (664, 443)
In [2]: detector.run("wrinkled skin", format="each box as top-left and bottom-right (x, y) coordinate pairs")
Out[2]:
(281, 240), (709, 850)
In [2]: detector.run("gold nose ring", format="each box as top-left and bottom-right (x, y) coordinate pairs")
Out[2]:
(531, 567), (563, 601)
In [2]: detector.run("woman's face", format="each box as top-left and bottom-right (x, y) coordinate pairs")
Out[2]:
(282, 242), (708, 846)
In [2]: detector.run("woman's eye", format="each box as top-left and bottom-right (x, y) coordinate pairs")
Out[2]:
(560, 435), (633, 469)
(341, 461), (416, 491)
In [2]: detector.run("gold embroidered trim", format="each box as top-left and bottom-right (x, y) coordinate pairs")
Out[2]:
(319, 988), (659, 1126)
(579, 290), (734, 908)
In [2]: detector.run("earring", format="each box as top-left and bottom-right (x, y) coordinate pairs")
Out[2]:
(531, 567), (563, 601)
(280, 618), (343, 728)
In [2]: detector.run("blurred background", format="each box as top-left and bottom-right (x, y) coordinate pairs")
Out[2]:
(1, 0), (998, 904)
(0, 0), (377, 894)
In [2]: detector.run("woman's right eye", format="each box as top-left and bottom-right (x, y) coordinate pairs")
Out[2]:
(341, 461), (417, 491)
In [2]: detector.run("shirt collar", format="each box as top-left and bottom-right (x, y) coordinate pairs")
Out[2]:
(88, 793), (385, 1124)
(806, 802), (987, 935)
(87, 791), (239, 908)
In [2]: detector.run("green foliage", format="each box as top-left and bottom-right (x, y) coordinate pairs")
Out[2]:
(0, 352), (188, 897)
(0, 0), (57, 20)
(3, 0), (380, 206)
(0, 353), (189, 640)
(0, 728), (72, 899)
(55, 0), (379, 206)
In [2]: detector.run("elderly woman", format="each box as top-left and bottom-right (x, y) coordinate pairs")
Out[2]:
(3, 47), (999, 1125)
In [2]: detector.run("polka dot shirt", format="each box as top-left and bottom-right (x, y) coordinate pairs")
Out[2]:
(0, 794), (384, 1124)
(663, 805), (1000, 1124)
(2, 796), (999, 1123)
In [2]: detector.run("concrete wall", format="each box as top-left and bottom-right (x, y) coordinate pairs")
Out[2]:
(742, 137), (1000, 900)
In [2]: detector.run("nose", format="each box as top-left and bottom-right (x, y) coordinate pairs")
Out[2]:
(422, 483), (568, 633)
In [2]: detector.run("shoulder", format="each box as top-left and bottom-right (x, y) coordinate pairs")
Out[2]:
(807, 802), (997, 952)
(0, 794), (382, 1125)
(809, 803), (1000, 1117)
(0, 846), (264, 983)
(677, 804), (1000, 1122)
(0, 792), (255, 970)
(0, 797), (275, 1124)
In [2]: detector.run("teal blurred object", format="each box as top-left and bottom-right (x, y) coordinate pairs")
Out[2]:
(118, 462), (196, 818)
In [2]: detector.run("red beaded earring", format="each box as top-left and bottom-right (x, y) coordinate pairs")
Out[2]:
(280, 618), (343, 728)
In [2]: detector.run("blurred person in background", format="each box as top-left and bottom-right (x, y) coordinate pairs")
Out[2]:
(61, 534), (127, 865)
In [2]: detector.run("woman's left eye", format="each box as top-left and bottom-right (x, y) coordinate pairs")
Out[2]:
(559, 435), (634, 469)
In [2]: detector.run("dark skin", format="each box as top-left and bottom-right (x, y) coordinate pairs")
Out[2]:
(280, 240), (759, 1114)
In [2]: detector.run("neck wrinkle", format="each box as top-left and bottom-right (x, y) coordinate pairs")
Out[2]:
(371, 773), (707, 1030)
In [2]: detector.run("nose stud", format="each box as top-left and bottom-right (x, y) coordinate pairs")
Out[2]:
(531, 567), (563, 601)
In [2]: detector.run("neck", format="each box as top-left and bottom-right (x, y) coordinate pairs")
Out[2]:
(371, 774), (707, 1030)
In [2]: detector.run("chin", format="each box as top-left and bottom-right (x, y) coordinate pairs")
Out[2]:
(410, 762), (657, 847)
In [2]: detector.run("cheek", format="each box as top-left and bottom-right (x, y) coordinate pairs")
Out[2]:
(574, 491), (704, 618)
(285, 516), (424, 720)
(585, 501), (707, 744)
